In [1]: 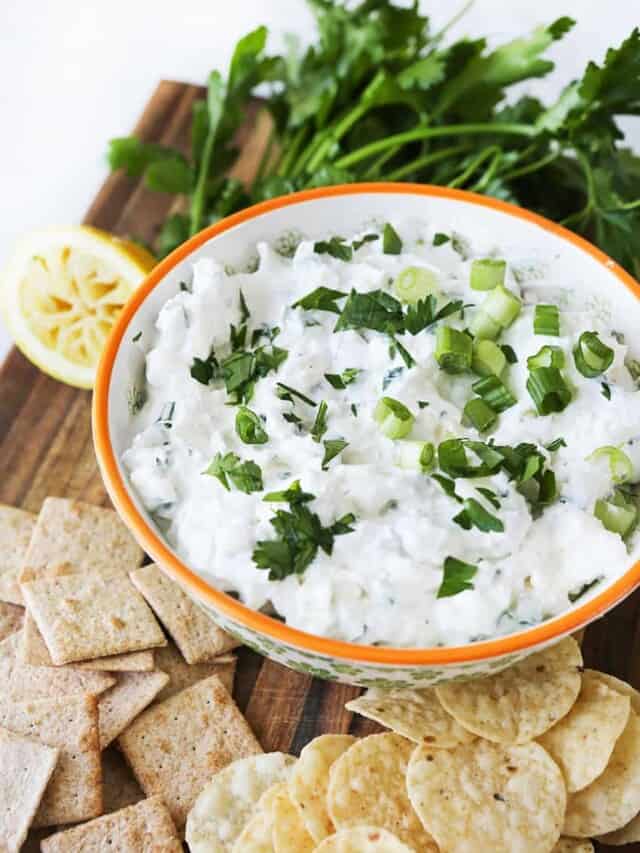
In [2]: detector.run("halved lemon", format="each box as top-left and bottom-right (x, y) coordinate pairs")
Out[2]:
(1, 226), (155, 388)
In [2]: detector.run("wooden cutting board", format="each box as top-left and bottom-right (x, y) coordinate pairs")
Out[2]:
(2, 81), (640, 848)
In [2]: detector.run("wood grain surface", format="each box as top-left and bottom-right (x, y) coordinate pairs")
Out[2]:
(2, 81), (638, 851)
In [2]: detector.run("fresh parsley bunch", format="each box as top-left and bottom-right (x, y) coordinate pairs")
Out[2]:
(108, 0), (640, 275)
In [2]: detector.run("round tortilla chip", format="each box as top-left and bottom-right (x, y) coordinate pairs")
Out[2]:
(435, 637), (582, 744)
(538, 670), (630, 792)
(564, 710), (640, 837)
(231, 783), (286, 853)
(596, 811), (640, 845)
(327, 733), (437, 852)
(271, 786), (314, 853)
(591, 672), (640, 714)
(552, 840), (594, 852)
(186, 753), (296, 853)
(407, 739), (566, 853)
(288, 734), (355, 843)
(314, 826), (416, 852)
(345, 687), (475, 748)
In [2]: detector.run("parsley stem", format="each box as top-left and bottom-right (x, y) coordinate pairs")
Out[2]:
(276, 125), (310, 177)
(334, 123), (535, 171)
(364, 145), (404, 179)
(500, 148), (561, 181)
(252, 121), (278, 187)
(448, 145), (500, 189)
(296, 102), (369, 176)
(384, 144), (467, 182)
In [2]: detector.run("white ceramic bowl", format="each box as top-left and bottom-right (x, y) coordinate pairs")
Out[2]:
(94, 184), (640, 687)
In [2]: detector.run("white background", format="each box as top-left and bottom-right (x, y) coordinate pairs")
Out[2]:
(1, 0), (638, 361)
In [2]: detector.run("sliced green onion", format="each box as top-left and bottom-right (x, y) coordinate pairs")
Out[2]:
(374, 396), (414, 439)
(481, 284), (522, 329)
(469, 311), (502, 341)
(435, 326), (472, 374)
(573, 331), (614, 378)
(595, 492), (638, 537)
(534, 304), (560, 336)
(393, 266), (441, 305)
(396, 440), (435, 472)
(472, 339), (506, 377)
(526, 367), (572, 414)
(472, 375), (517, 413)
(463, 398), (498, 432)
(527, 345), (565, 370)
(588, 446), (633, 484)
(470, 258), (506, 291)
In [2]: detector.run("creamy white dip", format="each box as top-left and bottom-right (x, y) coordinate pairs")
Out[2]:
(123, 219), (640, 647)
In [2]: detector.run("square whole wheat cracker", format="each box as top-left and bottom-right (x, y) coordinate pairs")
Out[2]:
(0, 601), (24, 642)
(0, 652), (115, 702)
(19, 497), (144, 585)
(0, 727), (58, 853)
(0, 694), (102, 826)
(153, 641), (236, 703)
(98, 670), (169, 749)
(41, 796), (182, 852)
(130, 563), (237, 663)
(101, 748), (144, 814)
(118, 674), (263, 828)
(0, 505), (35, 605)
(21, 572), (166, 665)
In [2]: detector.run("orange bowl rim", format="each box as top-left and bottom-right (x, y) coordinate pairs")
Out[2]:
(93, 182), (640, 666)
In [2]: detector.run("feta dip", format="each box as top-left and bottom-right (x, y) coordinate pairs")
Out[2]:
(123, 220), (640, 647)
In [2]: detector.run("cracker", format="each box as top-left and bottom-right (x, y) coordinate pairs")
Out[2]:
(186, 753), (295, 852)
(0, 653), (115, 702)
(0, 694), (102, 826)
(41, 795), (182, 852)
(407, 739), (566, 853)
(327, 733), (437, 851)
(288, 734), (355, 843)
(22, 571), (166, 665)
(553, 841), (594, 852)
(130, 563), (237, 663)
(0, 632), (20, 659)
(0, 727), (58, 853)
(436, 637), (582, 744)
(0, 601), (24, 642)
(101, 748), (145, 814)
(75, 650), (155, 672)
(538, 669), (630, 791)
(153, 641), (236, 703)
(271, 786), (314, 853)
(564, 710), (640, 837)
(314, 827), (416, 852)
(119, 674), (263, 828)
(0, 505), (35, 605)
(232, 782), (285, 853)
(19, 497), (144, 584)
(98, 670), (169, 748)
(346, 687), (475, 748)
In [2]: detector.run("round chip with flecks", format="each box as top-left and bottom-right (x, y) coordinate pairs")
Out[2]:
(314, 826), (416, 852)
(538, 670), (630, 791)
(407, 739), (566, 853)
(552, 840), (594, 852)
(345, 687), (475, 747)
(435, 637), (582, 744)
(271, 785), (314, 853)
(288, 734), (356, 843)
(564, 711), (640, 837)
(232, 783), (285, 853)
(327, 733), (437, 852)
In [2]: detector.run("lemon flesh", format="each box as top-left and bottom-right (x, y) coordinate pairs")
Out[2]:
(1, 227), (154, 388)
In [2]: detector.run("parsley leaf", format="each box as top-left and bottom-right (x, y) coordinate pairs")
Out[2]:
(352, 233), (379, 251)
(334, 289), (404, 334)
(276, 383), (317, 406)
(382, 223), (402, 254)
(433, 232), (450, 246)
(404, 296), (465, 335)
(314, 236), (353, 261)
(322, 439), (348, 469)
(310, 400), (329, 442)
(437, 556), (478, 598)
(453, 498), (504, 533)
(546, 437), (567, 451)
(292, 287), (347, 314)
(601, 381), (612, 400)
(204, 452), (263, 493)
(235, 407), (269, 444)
(324, 368), (361, 389)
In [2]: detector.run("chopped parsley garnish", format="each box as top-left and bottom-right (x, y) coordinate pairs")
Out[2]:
(431, 474), (460, 501)
(238, 289), (250, 323)
(127, 384), (147, 415)
(324, 368), (361, 390)
(235, 406), (268, 444)
(132, 331), (142, 343)
(157, 401), (175, 427)
(350, 403), (358, 417)
(404, 295), (466, 336)
(500, 344), (518, 364)
(568, 576), (603, 603)
(453, 498), (504, 533)
(546, 437), (567, 452)
(382, 223), (402, 255)
(389, 336), (416, 368)
(418, 400), (430, 409)
(253, 481), (356, 580)
(321, 439), (348, 470)
(313, 236), (353, 261)
(476, 486), (501, 509)
(334, 289), (405, 334)
(310, 400), (329, 442)
(433, 232), (450, 246)
(190, 352), (221, 385)
(601, 381), (612, 400)
(282, 411), (303, 430)
(292, 286), (347, 314)
(204, 452), (263, 493)
(276, 383), (317, 407)
(383, 366), (404, 390)
(352, 233), (379, 251)
(437, 557), (478, 598)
